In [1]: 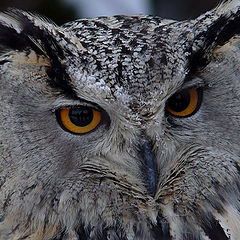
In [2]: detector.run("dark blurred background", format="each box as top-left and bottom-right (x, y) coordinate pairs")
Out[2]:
(0, 0), (220, 25)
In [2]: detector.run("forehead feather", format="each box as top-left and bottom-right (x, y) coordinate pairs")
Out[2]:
(63, 16), (188, 103)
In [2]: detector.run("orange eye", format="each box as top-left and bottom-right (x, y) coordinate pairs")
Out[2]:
(58, 107), (101, 134)
(165, 88), (202, 117)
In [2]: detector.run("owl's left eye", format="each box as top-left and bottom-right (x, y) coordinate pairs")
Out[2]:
(57, 107), (102, 134)
(165, 88), (202, 117)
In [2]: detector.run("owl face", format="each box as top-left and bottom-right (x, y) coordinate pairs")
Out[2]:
(1, 2), (240, 240)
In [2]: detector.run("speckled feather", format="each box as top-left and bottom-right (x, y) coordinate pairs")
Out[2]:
(61, 5), (240, 123)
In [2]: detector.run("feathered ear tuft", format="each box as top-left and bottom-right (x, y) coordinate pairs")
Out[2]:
(187, 0), (240, 71)
(0, 9), (64, 62)
(0, 9), (83, 98)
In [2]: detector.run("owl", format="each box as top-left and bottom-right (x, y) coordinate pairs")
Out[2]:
(1, 0), (240, 239)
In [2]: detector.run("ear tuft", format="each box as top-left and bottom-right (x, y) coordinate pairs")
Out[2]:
(188, 0), (240, 71)
(0, 9), (64, 60)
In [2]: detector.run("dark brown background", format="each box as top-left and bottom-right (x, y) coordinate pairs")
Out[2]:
(0, 0), (220, 25)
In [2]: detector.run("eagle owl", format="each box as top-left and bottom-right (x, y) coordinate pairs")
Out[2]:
(1, 1), (240, 239)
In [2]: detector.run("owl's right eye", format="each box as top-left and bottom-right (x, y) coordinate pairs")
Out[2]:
(56, 107), (102, 134)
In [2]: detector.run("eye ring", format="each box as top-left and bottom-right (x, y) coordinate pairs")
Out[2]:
(57, 107), (101, 134)
(165, 88), (202, 117)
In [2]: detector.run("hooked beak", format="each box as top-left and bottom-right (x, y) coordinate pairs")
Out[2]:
(140, 138), (158, 197)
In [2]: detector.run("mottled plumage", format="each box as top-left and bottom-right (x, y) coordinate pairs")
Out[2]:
(1, 1), (240, 239)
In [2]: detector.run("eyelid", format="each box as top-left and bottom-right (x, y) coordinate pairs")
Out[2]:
(181, 77), (205, 90)
(52, 100), (102, 113)
(58, 105), (101, 112)
(165, 77), (205, 102)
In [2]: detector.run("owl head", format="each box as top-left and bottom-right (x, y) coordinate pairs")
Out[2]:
(0, 1), (240, 240)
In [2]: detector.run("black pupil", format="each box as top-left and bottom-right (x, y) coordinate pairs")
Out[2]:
(167, 90), (190, 112)
(69, 107), (93, 127)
